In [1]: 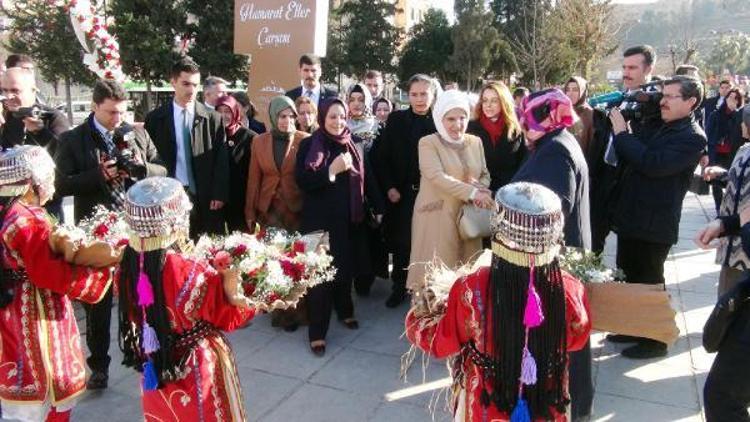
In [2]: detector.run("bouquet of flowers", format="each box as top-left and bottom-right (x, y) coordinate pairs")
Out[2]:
(48, 205), (128, 267)
(192, 229), (335, 311)
(558, 247), (623, 283)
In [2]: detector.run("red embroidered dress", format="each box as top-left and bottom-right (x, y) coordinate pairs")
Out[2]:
(136, 252), (255, 422)
(406, 267), (591, 422)
(0, 203), (112, 407)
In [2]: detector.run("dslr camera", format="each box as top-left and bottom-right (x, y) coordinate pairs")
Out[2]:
(11, 105), (54, 120)
(108, 124), (146, 180)
(588, 81), (663, 122)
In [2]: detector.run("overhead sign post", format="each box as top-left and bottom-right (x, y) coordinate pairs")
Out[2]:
(234, 0), (329, 124)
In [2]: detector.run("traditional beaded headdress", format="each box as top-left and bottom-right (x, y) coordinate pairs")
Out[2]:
(124, 176), (192, 390)
(124, 177), (192, 252)
(491, 182), (565, 421)
(0, 145), (56, 203)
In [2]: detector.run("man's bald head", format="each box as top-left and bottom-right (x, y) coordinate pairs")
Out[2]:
(1, 67), (37, 111)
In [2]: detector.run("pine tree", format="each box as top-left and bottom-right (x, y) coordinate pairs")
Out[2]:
(337, 0), (401, 78)
(397, 9), (457, 85)
(185, 0), (249, 83)
(449, 3), (507, 91)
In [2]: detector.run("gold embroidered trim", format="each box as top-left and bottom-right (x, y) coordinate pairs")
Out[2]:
(417, 200), (444, 213)
(0, 184), (28, 197)
(491, 241), (559, 267)
(128, 232), (185, 252)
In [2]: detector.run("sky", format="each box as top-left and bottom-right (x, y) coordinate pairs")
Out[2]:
(433, 0), (660, 20)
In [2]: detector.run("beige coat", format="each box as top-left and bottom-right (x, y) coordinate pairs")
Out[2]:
(406, 133), (490, 291)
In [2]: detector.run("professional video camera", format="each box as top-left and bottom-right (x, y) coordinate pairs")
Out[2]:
(588, 81), (663, 121)
(11, 105), (54, 120)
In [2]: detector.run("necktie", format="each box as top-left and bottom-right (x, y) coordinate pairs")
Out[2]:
(182, 109), (197, 194)
(305, 89), (314, 98)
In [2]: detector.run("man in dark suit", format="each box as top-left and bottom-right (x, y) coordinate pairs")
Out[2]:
(375, 74), (437, 308)
(285, 54), (338, 106)
(703, 79), (733, 131)
(145, 57), (230, 236)
(56, 79), (167, 390)
(609, 75), (707, 359)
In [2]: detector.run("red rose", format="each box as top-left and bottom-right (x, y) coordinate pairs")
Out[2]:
(242, 283), (256, 297)
(115, 238), (129, 248)
(267, 292), (280, 303)
(93, 223), (109, 238)
(212, 251), (232, 271)
(232, 244), (248, 257)
(292, 241), (306, 255)
(280, 258), (304, 281)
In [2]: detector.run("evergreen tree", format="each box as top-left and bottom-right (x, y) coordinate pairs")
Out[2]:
(397, 9), (457, 85)
(449, 3), (506, 91)
(185, 0), (249, 82)
(337, 0), (401, 78)
(109, 0), (187, 113)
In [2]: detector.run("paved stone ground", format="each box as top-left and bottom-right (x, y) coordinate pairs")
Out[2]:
(8, 193), (721, 421)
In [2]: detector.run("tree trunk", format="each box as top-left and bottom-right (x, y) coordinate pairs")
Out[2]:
(64, 77), (73, 123)
(145, 80), (153, 117)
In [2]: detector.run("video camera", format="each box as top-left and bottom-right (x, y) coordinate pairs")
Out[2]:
(588, 81), (663, 122)
(11, 105), (54, 120)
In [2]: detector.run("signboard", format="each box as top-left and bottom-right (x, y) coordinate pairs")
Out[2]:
(234, 0), (328, 124)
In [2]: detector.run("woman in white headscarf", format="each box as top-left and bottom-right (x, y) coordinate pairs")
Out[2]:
(406, 90), (493, 291)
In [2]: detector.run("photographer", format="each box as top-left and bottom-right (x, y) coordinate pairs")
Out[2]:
(0, 67), (70, 219)
(55, 79), (166, 390)
(608, 75), (706, 359)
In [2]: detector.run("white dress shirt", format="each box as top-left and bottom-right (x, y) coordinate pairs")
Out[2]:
(302, 84), (321, 105)
(173, 101), (195, 187)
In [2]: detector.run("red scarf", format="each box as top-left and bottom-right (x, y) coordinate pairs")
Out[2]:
(479, 113), (506, 146)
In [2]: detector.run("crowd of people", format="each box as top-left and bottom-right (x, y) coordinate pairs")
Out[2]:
(0, 42), (748, 421)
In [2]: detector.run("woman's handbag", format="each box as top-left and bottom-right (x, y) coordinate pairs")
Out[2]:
(457, 204), (493, 240)
(703, 280), (750, 353)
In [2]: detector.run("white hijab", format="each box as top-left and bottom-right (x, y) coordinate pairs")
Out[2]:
(432, 90), (471, 144)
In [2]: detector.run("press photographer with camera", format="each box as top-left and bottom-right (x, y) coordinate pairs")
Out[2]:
(0, 67), (70, 219)
(607, 75), (707, 359)
(55, 79), (166, 390)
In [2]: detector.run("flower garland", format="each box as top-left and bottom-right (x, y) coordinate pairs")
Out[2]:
(62, 0), (126, 82)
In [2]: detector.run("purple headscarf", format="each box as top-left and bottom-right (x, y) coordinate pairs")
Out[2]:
(304, 98), (365, 223)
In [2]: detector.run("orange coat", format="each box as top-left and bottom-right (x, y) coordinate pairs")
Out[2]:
(244, 131), (306, 231)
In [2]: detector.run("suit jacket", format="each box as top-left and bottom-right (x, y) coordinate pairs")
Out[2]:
(56, 117), (167, 222)
(245, 131), (306, 230)
(612, 117), (706, 245)
(285, 85), (338, 105)
(144, 101), (230, 234)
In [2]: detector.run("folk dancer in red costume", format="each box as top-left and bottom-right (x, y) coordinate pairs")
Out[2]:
(0, 145), (115, 422)
(406, 182), (592, 421)
(117, 176), (256, 421)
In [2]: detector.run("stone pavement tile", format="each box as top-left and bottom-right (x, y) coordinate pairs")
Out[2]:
(261, 384), (381, 422)
(678, 291), (715, 337)
(593, 392), (703, 421)
(310, 347), (449, 408)
(74, 389), (144, 422)
(107, 367), (142, 399)
(687, 335), (714, 374)
(236, 334), (341, 379)
(594, 342), (701, 409)
(369, 400), (449, 422)
(242, 369), (304, 420)
(349, 313), (412, 357)
(228, 329), (279, 362)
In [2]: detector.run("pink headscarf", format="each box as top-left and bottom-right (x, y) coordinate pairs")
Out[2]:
(519, 89), (579, 145)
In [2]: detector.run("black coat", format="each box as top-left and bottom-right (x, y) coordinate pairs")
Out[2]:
(227, 127), (256, 231)
(374, 108), (436, 251)
(466, 120), (526, 193)
(1, 104), (70, 156)
(612, 117), (706, 245)
(56, 117), (167, 222)
(512, 129), (591, 249)
(285, 86), (339, 106)
(295, 135), (382, 279)
(144, 101), (230, 234)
